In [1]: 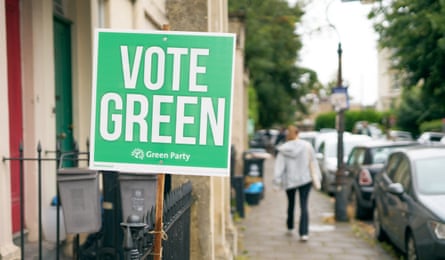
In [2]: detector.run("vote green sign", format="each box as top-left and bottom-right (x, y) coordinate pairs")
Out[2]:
(90, 30), (236, 176)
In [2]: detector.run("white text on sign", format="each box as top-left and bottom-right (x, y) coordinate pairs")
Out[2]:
(98, 45), (225, 146)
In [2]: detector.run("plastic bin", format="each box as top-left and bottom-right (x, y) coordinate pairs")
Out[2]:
(244, 182), (264, 206)
(243, 150), (267, 178)
(43, 205), (66, 242)
(57, 168), (101, 234)
(119, 173), (158, 221)
(245, 193), (261, 206)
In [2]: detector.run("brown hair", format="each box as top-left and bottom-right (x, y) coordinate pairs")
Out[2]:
(286, 125), (299, 141)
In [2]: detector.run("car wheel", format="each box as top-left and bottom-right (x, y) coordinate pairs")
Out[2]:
(373, 207), (387, 241)
(406, 232), (418, 260)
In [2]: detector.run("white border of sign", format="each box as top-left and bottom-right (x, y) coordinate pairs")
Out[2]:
(89, 29), (236, 176)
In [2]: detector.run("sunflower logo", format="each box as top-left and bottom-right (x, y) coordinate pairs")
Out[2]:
(131, 148), (145, 160)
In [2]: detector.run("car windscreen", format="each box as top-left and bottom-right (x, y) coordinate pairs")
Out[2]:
(300, 137), (315, 148)
(370, 147), (399, 164)
(325, 140), (365, 158)
(415, 156), (445, 195)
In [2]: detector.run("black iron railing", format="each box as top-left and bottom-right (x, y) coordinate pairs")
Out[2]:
(230, 146), (245, 218)
(3, 140), (193, 260)
(3, 140), (87, 260)
(121, 181), (193, 259)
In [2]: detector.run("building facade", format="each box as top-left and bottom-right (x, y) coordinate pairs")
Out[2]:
(376, 48), (402, 111)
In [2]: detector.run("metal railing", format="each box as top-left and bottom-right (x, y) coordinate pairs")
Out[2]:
(3, 140), (87, 259)
(121, 181), (193, 259)
(3, 140), (193, 260)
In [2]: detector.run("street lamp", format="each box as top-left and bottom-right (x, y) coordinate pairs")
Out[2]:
(333, 43), (349, 222)
(325, 0), (354, 222)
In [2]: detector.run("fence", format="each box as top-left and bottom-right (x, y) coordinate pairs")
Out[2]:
(3, 140), (192, 260)
(122, 181), (193, 259)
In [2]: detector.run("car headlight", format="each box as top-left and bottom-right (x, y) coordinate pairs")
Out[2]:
(429, 221), (445, 240)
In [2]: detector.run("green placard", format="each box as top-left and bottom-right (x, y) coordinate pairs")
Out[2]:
(90, 29), (236, 176)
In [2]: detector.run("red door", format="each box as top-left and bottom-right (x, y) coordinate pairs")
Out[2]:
(6, 0), (24, 234)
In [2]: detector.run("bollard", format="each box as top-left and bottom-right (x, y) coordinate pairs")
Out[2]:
(102, 171), (124, 257)
(232, 176), (245, 218)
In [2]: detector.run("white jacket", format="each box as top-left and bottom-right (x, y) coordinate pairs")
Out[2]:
(273, 138), (320, 190)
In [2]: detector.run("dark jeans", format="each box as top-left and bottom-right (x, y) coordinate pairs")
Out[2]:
(286, 182), (312, 236)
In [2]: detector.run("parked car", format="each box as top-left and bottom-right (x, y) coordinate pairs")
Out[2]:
(249, 129), (279, 151)
(373, 145), (445, 260)
(314, 131), (352, 153)
(417, 131), (445, 144)
(345, 140), (419, 219)
(299, 131), (319, 149)
(353, 121), (384, 139)
(316, 134), (372, 194)
(387, 130), (413, 141)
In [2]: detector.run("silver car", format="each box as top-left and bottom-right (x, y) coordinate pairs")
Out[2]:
(316, 134), (372, 194)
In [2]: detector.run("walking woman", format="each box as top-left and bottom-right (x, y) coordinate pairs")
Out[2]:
(273, 125), (320, 241)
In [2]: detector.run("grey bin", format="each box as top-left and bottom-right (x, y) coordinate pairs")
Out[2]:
(57, 168), (101, 234)
(119, 173), (158, 221)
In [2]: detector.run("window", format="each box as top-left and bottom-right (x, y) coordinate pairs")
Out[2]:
(415, 156), (445, 195)
(347, 148), (365, 166)
(371, 147), (392, 164)
(325, 142), (338, 158)
(318, 142), (325, 154)
(385, 153), (402, 180)
(392, 158), (411, 192)
(53, 0), (67, 16)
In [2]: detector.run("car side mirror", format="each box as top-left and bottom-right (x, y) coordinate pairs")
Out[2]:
(316, 153), (323, 160)
(388, 183), (404, 195)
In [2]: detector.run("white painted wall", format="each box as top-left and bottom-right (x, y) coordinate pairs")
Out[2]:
(21, 0), (57, 242)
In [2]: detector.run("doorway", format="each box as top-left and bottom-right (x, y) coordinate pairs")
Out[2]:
(54, 16), (75, 166)
(6, 0), (24, 234)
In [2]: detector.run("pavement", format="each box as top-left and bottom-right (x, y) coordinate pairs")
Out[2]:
(236, 156), (397, 260)
(14, 236), (71, 260)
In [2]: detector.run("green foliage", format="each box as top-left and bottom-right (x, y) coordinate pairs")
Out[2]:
(419, 119), (444, 133)
(229, 0), (319, 128)
(314, 112), (336, 130)
(369, 0), (445, 126)
(344, 110), (384, 132)
(314, 109), (385, 132)
(247, 84), (259, 125)
(394, 87), (426, 136)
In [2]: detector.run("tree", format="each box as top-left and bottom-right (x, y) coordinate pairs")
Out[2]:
(369, 0), (445, 125)
(229, 0), (320, 128)
(395, 87), (427, 136)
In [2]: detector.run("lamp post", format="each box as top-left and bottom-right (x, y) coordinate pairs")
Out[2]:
(325, 0), (354, 222)
(334, 42), (348, 221)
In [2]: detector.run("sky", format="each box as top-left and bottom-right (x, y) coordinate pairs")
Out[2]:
(289, 0), (379, 106)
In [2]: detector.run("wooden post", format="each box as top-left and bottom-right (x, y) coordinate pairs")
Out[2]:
(153, 23), (170, 260)
(153, 173), (165, 260)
